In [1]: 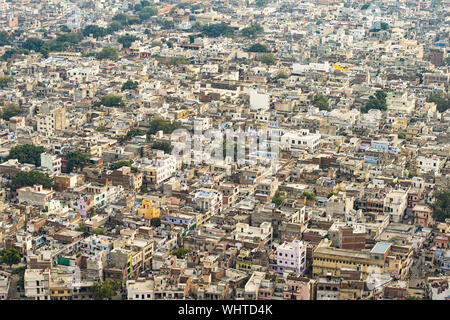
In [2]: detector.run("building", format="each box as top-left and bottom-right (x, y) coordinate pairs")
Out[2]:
(17, 185), (55, 206)
(274, 240), (307, 275)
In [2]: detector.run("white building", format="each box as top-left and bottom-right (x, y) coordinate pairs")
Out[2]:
(250, 88), (270, 111)
(40, 153), (62, 175)
(384, 190), (408, 222)
(275, 240), (307, 275)
(192, 188), (223, 215)
(0, 272), (9, 300)
(233, 222), (273, 245)
(417, 156), (442, 174)
(281, 130), (321, 153)
(24, 269), (50, 300)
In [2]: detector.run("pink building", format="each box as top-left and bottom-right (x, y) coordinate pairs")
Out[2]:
(284, 276), (312, 300)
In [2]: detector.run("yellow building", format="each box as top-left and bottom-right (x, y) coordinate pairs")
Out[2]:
(137, 199), (161, 220)
(312, 240), (410, 280)
(392, 118), (408, 132)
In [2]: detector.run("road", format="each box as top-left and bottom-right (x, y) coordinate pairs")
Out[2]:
(7, 274), (20, 300)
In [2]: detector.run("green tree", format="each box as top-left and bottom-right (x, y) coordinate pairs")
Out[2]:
(257, 53), (277, 65)
(248, 43), (269, 53)
(92, 228), (105, 235)
(151, 141), (173, 153)
(91, 280), (121, 300)
(95, 95), (125, 107)
(255, 0), (270, 7)
(1, 248), (21, 267)
(361, 90), (387, 113)
(9, 171), (53, 191)
(398, 132), (406, 139)
(0, 103), (21, 120)
(171, 248), (190, 259)
(96, 125), (108, 132)
(312, 94), (330, 111)
(64, 151), (91, 173)
(140, 184), (148, 193)
(241, 24), (264, 38)
(272, 190), (285, 206)
(96, 47), (118, 60)
(429, 190), (450, 222)
(301, 191), (317, 202)
(8, 144), (45, 166)
(327, 192), (337, 198)
(118, 34), (139, 49)
(150, 217), (161, 227)
(121, 80), (139, 91)
(275, 71), (289, 80)
(166, 55), (189, 66)
(109, 160), (133, 170)
(200, 23), (234, 37)
(83, 25), (107, 38)
(23, 37), (44, 52)
(147, 117), (182, 135)
(0, 31), (11, 46)
(428, 91), (449, 113)
(119, 128), (145, 143)
(0, 76), (13, 88)
(138, 6), (158, 21)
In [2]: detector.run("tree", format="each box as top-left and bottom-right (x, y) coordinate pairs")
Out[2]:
(92, 228), (105, 235)
(140, 184), (148, 193)
(171, 248), (190, 259)
(275, 71), (289, 80)
(121, 80), (139, 91)
(200, 23), (234, 37)
(161, 19), (175, 30)
(0, 103), (21, 120)
(9, 170), (53, 191)
(147, 117), (182, 135)
(312, 94), (330, 111)
(118, 34), (138, 49)
(96, 47), (118, 60)
(166, 55), (189, 66)
(64, 151), (91, 173)
(300, 191), (317, 202)
(107, 21), (123, 34)
(0, 31), (11, 46)
(150, 217), (161, 227)
(429, 190), (450, 222)
(257, 53), (277, 65)
(398, 132), (406, 139)
(95, 95), (125, 107)
(119, 128), (145, 143)
(241, 24), (264, 38)
(0, 76), (13, 88)
(361, 90), (387, 113)
(8, 144), (45, 166)
(83, 25), (107, 38)
(255, 0), (270, 7)
(272, 190), (285, 206)
(361, 3), (370, 9)
(91, 280), (121, 300)
(428, 91), (449, 113)
(151, 141), (172, 153)
(247, 43), (269, 53)
(23, 37), (44, 52)
(109, 160), (133, 170)
(327, 192), (337, 198)
(138, 6), (158, 21)
(96, 125), (108, 132)
(1, 248), (21, 267)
